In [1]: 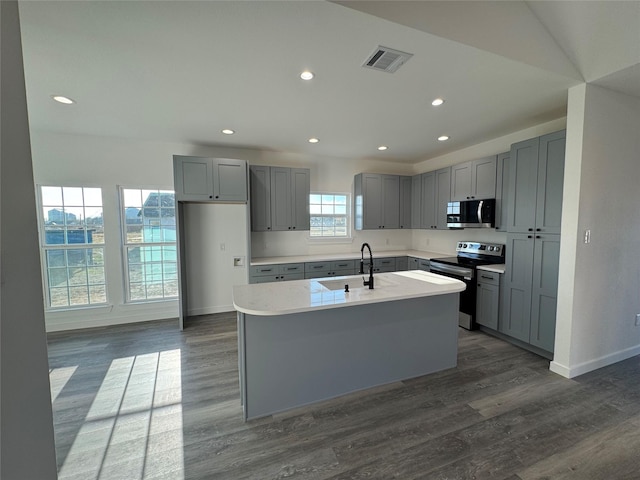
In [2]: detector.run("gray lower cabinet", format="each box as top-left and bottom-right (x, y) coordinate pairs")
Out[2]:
(304, 260), (356, 279)
(249, 165), (310, 232)
(249, 263), (304, 283)
(174, 156), (248, 202)
(354, 173), (400, 230)
(450, 156), (497, 201)
(501, 233), (560, 352)
(507, 130), (565, 234)
(408, 256), (430, 271)
(476, 270), (500, 330)
(362, 257), (396, 273)
(395, 256), (408, 271)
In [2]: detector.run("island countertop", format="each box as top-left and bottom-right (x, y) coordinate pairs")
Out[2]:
(233, 270), (466, 316)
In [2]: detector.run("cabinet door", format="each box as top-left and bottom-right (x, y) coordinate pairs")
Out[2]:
(420, 171), (436, 229)
(212, 158), (247, 202)
(381, 175), (400, 229)
(495, 152), (510, 231)
(399, 176), (412, 229)
(501, 234), (534, 342)
(362, 174), (383, 229)
(476, 281), (500, 330)
(529, 234), (560, 352)
(173, 156), (213, 202)
(411, 175), (421, 228)
(472, 156), (497, 199)
(291, 168), (310, 230)
(507, 138), (539, 233)
(435, 167), (451, 229)
(408, 257), (419, 270)
(250, 166), (271, 231)
(450, 162), (472, 201)
(270, 167), (293, 231)
(535, 131), (565, 234)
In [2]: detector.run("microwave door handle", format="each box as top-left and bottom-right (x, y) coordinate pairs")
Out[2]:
(477, 200), (484, 223)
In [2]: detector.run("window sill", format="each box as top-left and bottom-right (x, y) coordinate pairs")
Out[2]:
(46, 304), (114, 314)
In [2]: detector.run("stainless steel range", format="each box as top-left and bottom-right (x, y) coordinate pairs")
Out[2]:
(429, 241), (505, 330)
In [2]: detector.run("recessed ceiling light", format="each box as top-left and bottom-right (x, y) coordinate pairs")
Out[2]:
(51, 95), (75, 104)
(438, 135), (450, 141)
(221, 129), (235, 135)
(377, 145), (388, 151)
(300, 71), (314, 80)
(308, 138), (319, 143)
(431, 98), (445, 106)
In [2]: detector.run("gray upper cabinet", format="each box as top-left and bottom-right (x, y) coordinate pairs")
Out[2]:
(420, 171), (436, 229)
(250, 165), (271, 231)
(450, 156), (497, 201)
(399, 176), (412, 229)
(411, 175), (421, 228)
(249, 165), (310, 232)
(354, 173), (400, 230)
(174, 156), (248, 203)
(271, 167), (310, 231)
(435, 167), (451, 229)
(494, 151), (510, 232)
(507, 130), (566, 234)
(420, 167), (451, 229)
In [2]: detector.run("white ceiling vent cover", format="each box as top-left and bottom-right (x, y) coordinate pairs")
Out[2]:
(363, 46), (413, 73)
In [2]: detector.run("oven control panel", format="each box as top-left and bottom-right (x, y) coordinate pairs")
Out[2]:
(456, 241), (505, 258)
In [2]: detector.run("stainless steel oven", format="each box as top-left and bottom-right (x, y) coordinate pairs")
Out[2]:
(429, 242), (505, 330)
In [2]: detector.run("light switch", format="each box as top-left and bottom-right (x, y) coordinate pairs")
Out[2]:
(584, 229), (591, 244)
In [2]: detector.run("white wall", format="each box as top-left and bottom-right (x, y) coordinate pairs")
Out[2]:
(1, 2), (58, 477)
(552, 83), (640, 377)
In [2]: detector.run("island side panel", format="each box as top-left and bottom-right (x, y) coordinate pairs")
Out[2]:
(243, 294), (458, 420)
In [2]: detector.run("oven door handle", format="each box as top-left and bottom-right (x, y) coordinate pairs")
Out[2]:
(430, 262), (474, 280)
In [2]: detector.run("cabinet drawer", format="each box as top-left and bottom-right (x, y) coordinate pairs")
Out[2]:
(279, 263), (304, 274)
(305, 261), (331, 274)
(250, 275), (281, 284)
(281, 272), (304, 281)
(418, 259), (430, 271)
(250, 265), (279, 276)
(331, 260), (355, 270)
(477, 270), (500, 285)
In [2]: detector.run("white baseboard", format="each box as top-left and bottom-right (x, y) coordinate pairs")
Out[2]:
(550, 343), (640, 378)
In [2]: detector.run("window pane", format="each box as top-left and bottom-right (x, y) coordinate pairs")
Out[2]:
(48, 268), (68, 288)
(50, 288), (70, 307)
(126, 225), (143, 243)
(308, 193), (350, 238)
(69, 286), (89, 306)
(309, 194), (321, 204)
(89, 285), (107, 304)
(63, 187), (84, 206)
(310, 205), (321, 214)
(321, 205), (334, 214)
(41, 186), (63, 206)
(123, 189), (143, 208)
(335, 195), (347, 205)
(335, 205), (346, 215)
(83, 188), (103, 207)
(321, 195), (334, 204)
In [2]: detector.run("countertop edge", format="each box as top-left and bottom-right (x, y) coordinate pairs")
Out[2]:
(476, 264), (506, 274)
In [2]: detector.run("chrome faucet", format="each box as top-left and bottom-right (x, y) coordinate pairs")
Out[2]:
(359, 242), (374, 289)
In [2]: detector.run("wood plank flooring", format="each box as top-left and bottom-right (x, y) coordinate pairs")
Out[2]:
(47, 312), (640, 479)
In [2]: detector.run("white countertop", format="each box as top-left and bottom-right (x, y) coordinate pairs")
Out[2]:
(233, 270), (466, 316)
(477, 264), (506, 274)
(251, 249), (450, 266)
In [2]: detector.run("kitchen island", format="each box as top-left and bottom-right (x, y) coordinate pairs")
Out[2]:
(233, 270), (465, 420)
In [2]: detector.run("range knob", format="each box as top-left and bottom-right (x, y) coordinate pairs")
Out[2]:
(458, 243), (463, 248)
(463, 243), (468, 248)
(494, 246), (500, 252)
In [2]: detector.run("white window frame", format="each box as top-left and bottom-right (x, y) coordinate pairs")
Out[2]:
(308, 192), (353, 243)
(37, 185), (108, 310)
(119, 187), (178, 303)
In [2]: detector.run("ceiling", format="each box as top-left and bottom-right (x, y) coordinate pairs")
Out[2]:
(18, 1), (640, 164)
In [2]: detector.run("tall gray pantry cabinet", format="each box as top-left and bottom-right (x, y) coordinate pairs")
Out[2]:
(173, 155), (249, 329)
(501, 130), (565, 354)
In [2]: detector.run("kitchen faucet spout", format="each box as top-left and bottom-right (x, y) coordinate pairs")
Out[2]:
(360, 243), (374, 289)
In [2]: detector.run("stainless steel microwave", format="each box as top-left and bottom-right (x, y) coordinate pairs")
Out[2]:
(446, 199), (496, 228)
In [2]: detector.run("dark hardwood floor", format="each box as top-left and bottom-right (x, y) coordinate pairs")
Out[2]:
(47, 313), (640, 479)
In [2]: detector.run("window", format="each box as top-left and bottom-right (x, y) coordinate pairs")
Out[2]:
(309, 193), (350, 238)
(39, 186), (106, 308)
(121, 188), (178, 302)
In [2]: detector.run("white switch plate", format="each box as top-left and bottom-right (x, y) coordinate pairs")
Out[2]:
(220, 243), (226, 251)
(584, 229), (591, 244)
(635, 314), (640, 326)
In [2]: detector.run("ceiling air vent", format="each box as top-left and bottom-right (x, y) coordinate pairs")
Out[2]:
(362, 46), (413, 73)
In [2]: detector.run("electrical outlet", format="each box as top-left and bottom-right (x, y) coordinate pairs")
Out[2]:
(635, 314), (640, 326)
(233, 256), (245, 267)
(385, 238), (389, 245)
(220, 243), (226, 251)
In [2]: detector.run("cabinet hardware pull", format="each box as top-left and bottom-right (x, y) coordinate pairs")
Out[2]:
(527, 235), (533, 239)
(528, 228), (534, 231)
(536, 235), (541, 239)
(209, 195), (213, 199)
(536, 228), (541, 231)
